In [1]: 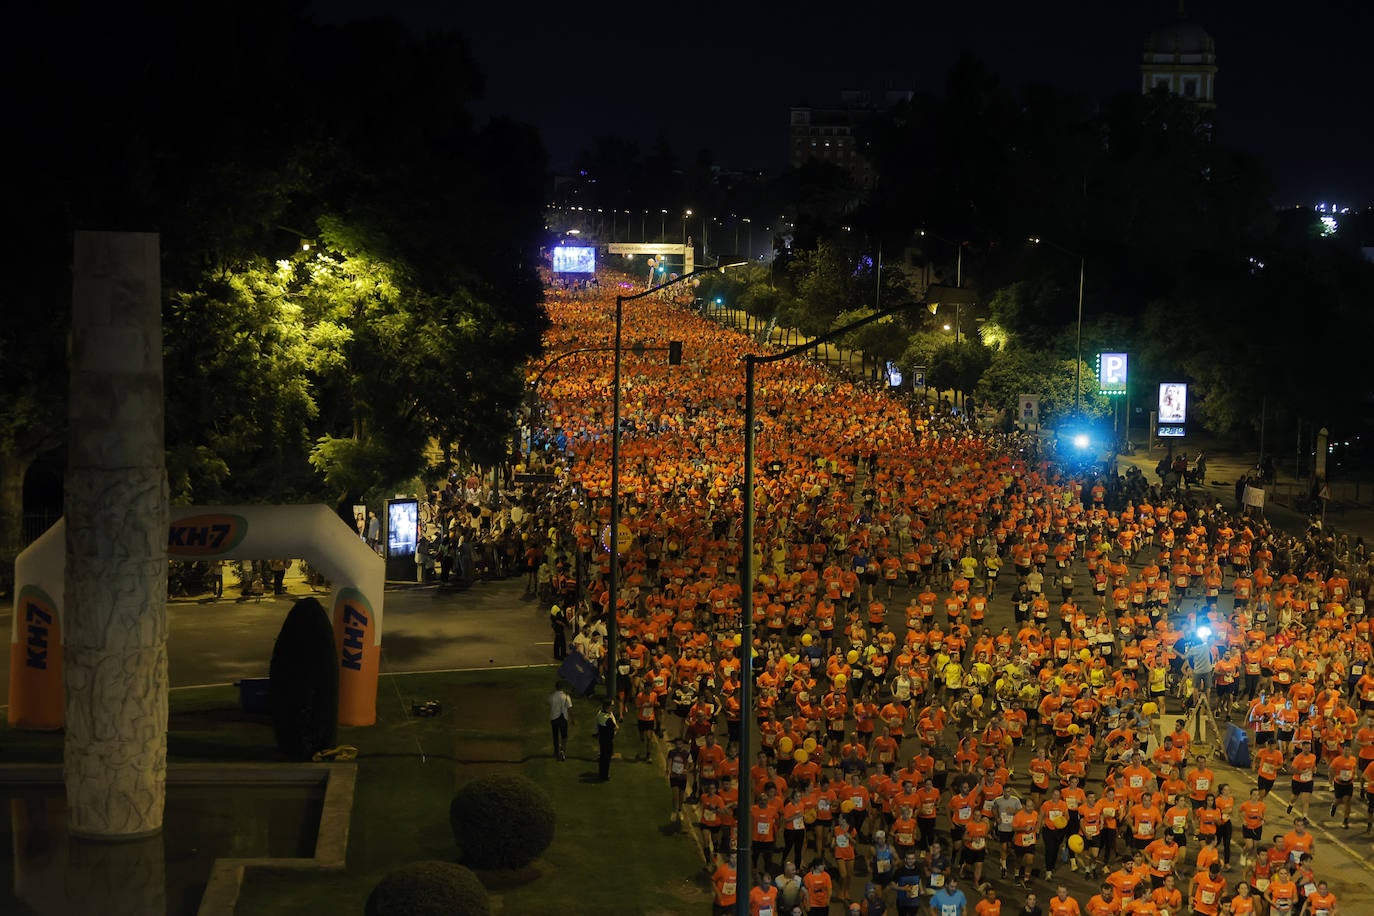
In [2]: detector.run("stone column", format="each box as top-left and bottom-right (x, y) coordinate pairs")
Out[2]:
(64, 231), (169, 839)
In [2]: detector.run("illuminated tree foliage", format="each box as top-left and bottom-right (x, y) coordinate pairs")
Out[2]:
(4, 0), (548, 572)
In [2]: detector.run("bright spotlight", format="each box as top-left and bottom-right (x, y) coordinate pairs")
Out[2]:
(1196, 625), (1213, 641)
(1072, 433), (1091, 450)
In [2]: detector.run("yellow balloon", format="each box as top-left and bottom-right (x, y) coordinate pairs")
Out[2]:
(803, 737), (818, 753)
(1068, 834), (1085, 853)
(1079, 648), (1092, 662)
(802, 633), (814, 646)
(794, 749), (809, 763)
(1068, 723), (1080, 735)
(847, 650), (860, 664)
(1142, 702), (1158, 717)
(804, 809), (818, 824)
(834, 674), (848, 687)
(778, 737), (794, 754)
(971, 694), (984, 709)
(840, 799), (855, 813)
(1051, 815), (1068, 830)
(733, 634), (743, 646)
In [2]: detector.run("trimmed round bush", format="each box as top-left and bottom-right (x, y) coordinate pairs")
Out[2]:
(449, 774), (555, 869)
(364, 860), (489, 916)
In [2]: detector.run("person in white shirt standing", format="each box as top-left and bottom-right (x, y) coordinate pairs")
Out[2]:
(548, 681), (573, 761)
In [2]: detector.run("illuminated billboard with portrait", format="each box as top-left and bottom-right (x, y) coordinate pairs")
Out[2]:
(1158, 383), (1188, 425)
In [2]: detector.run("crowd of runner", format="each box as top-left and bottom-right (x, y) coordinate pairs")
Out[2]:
(527, 276), (1364, 915)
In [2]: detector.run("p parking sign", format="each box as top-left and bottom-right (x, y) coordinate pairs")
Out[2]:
(1097, 353), (1128, 396)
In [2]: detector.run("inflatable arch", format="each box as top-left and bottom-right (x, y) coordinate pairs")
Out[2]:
(8, 505), (384, 730)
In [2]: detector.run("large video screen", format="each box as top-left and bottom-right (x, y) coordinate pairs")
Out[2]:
(1158, 383), (1188, 425)
(552, 246), (596, 274)
(386, 498), (419, 559)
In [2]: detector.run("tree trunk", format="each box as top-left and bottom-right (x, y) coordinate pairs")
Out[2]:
(0, 449), (29, 597)
(64, 231), (168, 842)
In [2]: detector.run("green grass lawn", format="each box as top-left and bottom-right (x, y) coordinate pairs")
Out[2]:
(230, 667), (711, 915)
(2, 669), (711, 914)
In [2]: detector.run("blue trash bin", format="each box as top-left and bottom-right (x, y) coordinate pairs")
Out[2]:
(1224, 723), (1250, 767)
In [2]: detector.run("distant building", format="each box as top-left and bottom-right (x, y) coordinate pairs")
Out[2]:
(789, 90), (912, 188)
(1140, 4), (1217, 110)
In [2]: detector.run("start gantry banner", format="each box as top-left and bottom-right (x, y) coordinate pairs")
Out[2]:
(9, 504), (384, 729)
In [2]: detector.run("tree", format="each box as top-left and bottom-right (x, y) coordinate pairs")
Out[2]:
(0, 306), (65, 595)
(269, 597), (340, 760)
(929, 339), (991, 408)
(6, 3), (550, 548)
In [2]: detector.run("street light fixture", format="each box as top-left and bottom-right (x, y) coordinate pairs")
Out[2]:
(683, 209), (693, 248)
(1028, 236), (1086, 416)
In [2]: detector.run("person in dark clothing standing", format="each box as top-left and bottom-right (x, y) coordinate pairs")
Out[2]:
(550, 604), (569, 660)
(596, 701), (619, 781)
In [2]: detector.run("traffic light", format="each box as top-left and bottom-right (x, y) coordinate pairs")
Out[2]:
(668, 341), (683, 365)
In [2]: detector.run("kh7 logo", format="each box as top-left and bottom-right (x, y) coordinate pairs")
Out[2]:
(19, 586), (58, 670)
(168, 513), (248, 556)
(334, 588), (374, 672)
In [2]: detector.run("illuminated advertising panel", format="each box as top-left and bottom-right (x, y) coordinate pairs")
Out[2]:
(1158, 383), (1188, 425)
(552, 246), (596, 273)
(386, 498), (418, 559)
(1097, 353), (1128, 395)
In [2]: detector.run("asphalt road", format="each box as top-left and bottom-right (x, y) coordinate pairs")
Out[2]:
(0, 575), (552, 705)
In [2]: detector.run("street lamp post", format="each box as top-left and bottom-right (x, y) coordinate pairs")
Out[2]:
(605, 262), (748, 702)
(1028, 236), (1086, 416)
(683, 209), (693, 248)
(735, 298), (929, 913)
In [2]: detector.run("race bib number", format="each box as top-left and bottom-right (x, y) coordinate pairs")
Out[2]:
(930, 873), (945, 888)
(836, 833), (850, 848)
(756, 820), (770, 835)
(722, 880), (735, 896)
(970, 837), (986, 849)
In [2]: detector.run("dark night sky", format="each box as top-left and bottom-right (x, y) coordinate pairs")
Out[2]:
(311, 1), (1372, 206)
